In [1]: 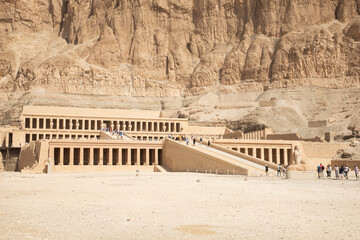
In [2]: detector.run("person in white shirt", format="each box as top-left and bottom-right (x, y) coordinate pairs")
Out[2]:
(345, 165), (349, 179)
(355, 166), (359, 180)
(335, 165), (339, 179)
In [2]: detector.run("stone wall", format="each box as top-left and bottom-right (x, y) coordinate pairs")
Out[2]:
(308, 120), (327, 128)
(331, 160), (360, 170)
(259, 100), (277, 107)
(300, 142), (348, 171)
(18, 141), (49, 173)
(162, 139), (248, 175)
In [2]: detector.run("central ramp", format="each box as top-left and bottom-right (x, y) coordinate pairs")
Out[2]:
(163, 139), (273, 176)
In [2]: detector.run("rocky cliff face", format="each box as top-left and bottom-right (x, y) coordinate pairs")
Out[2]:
(1, 0), (360, 136)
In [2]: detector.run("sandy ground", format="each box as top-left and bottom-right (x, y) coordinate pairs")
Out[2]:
(0, 172), (360, 240)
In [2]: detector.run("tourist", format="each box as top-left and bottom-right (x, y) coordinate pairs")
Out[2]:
(327, 165), (332, 178)
(265, 165), (269, 175)
(355, 166), (359, 180)
(340, 165), (344, 179)
(277, 164), (281, 176)
(335, 165), (339, 179)
(283, 165), (287, 176)
(200, 138), (203, 144)
(193, 138), (196, 145)
(186, 138), (189, 145)
(208, 140), (210, 146)
(320, 163), (324, 177)
(317, 164), (321, 178)
(345, 164), (349, 179)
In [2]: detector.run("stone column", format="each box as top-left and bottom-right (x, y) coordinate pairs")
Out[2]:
(117, 148), (122, 165)
(284, 148), (288, 166)
(143, 122), (147, 131)
(290, 145), (294, 165)
(139, 122), (143, 131)
(129, 124), (132, 132)
(146, 148), (149, 166)
(49, 147), (54, 164)
(111, 122), (114, 131)
(155, 149), (159, 165)
(269, 148), (273, 163)
(276, 148), (280, 164)
(89, 148), (93, 165)
(244, 148), (248, 155)
(117, 121), (121, 131)
(108, 148), (113, 165)
(127, 149), (131, 165)
(136, 148), (140, 165)
(69, 147), (74, 165)
(59, 147), (64, 165)
(76, 120), (79, 130)
(69, 121), (73, 130)
(79, 147), (84, 165)
(260, 148), (264, 160)
(99, 148), (104, 165)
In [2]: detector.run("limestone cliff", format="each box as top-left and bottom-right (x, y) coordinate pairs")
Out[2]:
(0, 0), (360, 137)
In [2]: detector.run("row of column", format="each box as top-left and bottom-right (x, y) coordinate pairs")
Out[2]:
(242, 130), (265, 140)
(230, 146), (291, 165)
(26, 133), (98, 142)
(25, 118), (182, 133)
(51, 146), (161, 166)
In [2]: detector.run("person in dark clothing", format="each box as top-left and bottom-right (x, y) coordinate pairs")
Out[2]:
(265, 165), (269, 175)
(340, 165), (344, 179)
(208, 140), (210, 146)
(193, 138), (196, 145)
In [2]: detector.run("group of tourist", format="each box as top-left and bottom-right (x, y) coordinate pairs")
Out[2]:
(317, 163), (359, 180)
(176, 135), (211, 147)
(264, 164), (287, 177)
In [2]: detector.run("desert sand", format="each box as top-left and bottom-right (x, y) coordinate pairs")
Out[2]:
(0, 172), (359, 240)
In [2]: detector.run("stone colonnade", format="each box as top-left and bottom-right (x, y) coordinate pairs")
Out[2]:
(225, 145), (293, 166)
(242, 130), (266, 140)
(24, 117), (183, 133)
(49, 142), (163, 166)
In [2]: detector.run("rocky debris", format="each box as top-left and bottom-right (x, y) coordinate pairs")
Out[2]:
(348, 111), (360, 137)
(345, 16), (360, 41)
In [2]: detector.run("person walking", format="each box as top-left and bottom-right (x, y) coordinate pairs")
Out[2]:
(335, 165), (339, 179)
(345, 164), (349, 179)
(207, 140), (210, 146)
(283, 165), (287, 177)
(265, 165), (269, 176)
(277, 164), (281, 177)
(328, 165), (332, 179)
(193, 137), (196, 145)
(320, 163), (324, 177)
(317, 164), (321, 179)
(340, 165), (344, 179)
(355, 166), (359, 180)
(186, 138), (189, 145)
